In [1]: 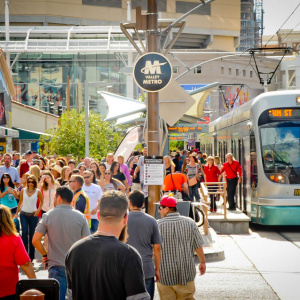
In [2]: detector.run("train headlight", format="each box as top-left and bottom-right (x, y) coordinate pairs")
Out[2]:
(297, 96), (300, 105)
(267, 173), (289, 184)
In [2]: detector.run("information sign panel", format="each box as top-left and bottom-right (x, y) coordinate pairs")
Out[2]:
(144, 156), (164, 186)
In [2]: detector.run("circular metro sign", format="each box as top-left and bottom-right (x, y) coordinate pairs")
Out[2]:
(133, 52), (172, 92)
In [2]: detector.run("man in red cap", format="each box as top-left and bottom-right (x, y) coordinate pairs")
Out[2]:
(157, 195), (206, 299)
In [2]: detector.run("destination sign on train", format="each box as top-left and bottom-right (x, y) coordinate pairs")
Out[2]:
(269, 108), (300, 119)
(168, 126), (203, 133)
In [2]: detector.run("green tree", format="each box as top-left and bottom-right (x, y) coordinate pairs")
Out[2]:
(170, 140), (184, 152)
(39, 109), (123, 160)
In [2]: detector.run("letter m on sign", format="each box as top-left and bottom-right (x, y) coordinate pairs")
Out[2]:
(142, 61), (163, 74)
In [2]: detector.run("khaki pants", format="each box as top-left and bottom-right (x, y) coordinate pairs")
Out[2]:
(157, 281), (195, 300)
(131, 183), (142, 191)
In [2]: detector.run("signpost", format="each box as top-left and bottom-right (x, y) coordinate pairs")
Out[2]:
(133, 52), (172, 92)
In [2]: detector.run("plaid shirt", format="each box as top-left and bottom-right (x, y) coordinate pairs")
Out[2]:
(157, 212), (204, 286)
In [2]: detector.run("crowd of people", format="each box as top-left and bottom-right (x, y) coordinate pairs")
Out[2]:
(0, 147), (241, 299)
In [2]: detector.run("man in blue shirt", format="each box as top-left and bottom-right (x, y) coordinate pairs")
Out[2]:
(0, 153), (20, 187)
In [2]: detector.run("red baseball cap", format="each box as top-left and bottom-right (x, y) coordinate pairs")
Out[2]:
(160, 195), (177, 208)
(192, 149), (199, 154)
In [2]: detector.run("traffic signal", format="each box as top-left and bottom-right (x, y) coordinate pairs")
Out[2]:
(58, 105), (63, 116)
(49, 102), (54, 114)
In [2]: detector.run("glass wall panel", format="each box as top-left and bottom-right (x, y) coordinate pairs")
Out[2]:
(11, 53), (127, 118)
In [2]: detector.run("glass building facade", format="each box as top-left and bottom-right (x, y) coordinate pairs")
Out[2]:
(10, 52), (128, 117)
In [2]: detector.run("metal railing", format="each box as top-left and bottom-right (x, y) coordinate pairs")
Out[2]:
(199, 182), (227, 234)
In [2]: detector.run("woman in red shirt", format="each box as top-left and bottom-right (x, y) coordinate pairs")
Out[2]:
(204, 156), (221, 212)
(0, 205), (36, 299)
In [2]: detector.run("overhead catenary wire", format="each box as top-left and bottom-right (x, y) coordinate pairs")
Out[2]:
(265, 2), (300, 47)
(280, 20), (300, 45)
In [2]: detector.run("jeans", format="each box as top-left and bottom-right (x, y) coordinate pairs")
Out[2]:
(10, 208), (20, 232)
(90, 219), (99, 234)
(49, 266), (67, 300)
(226, 177), (238, 209)
(145, 278), (154, 300)
(20, 213), (38, 261)
(189, 183), (200, 202)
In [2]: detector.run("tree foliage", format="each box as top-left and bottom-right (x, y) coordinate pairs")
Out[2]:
(170, 140), (184, 152)
(39, 109), (123, 160)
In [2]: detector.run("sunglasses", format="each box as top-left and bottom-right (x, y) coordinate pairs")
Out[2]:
(105, 172), (111, 175)
(27, 181), (35, 184)
(69, 180), (75, 183)
(84, 176), (91, 179)
(158, 206), (166, 210)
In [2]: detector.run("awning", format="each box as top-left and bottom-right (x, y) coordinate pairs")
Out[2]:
(100, 92), (146, 121)
(185, 82), (219, 118)
(13, 127), (52, 140)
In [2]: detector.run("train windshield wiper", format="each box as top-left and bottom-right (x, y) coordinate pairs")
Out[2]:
(267, 143), (300, 179)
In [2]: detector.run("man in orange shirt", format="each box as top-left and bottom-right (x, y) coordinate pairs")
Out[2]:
(162, 173), (189, 199)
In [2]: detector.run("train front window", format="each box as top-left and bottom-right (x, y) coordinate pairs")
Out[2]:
(260, 122), (300, 184)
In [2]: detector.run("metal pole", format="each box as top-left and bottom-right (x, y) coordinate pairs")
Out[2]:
(5, 0), (10, 68)
(147, 0), (160, 217)
(85, 80), (89, 157)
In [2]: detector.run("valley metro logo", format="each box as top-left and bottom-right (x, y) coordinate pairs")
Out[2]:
(133, 52), (172, 92)
(141, 61), (167, 75)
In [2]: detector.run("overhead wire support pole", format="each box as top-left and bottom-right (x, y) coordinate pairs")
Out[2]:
(146, 0), (160, 217)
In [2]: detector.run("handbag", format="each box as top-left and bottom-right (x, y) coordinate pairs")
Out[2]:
(182, 191), (193, 202)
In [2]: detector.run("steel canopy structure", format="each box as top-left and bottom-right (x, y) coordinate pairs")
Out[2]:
(0, 24), (213, 54)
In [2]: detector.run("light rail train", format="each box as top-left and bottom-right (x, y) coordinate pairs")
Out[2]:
(201, 90), (300, 225)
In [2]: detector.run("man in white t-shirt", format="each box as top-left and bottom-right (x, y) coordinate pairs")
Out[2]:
(83, 170), (103, 234)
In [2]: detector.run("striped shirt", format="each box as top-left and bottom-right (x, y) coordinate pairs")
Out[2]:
(157, 212), (204, 286)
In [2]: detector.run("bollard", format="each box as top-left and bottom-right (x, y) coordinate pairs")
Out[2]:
(20, 289), (45, 300)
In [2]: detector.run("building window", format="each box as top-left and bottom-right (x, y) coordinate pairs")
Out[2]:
(82, 0), (122, 7)
(172, 66), (179, 74)
(194, 66), (202, 74)
(250, 70), (253, 78)
(229, 68), (232, 75)
(243, 70), (246, 77)
(236, 69), (239, 76)
(221, 66), (224, 74)
(176, 1), (211, 15)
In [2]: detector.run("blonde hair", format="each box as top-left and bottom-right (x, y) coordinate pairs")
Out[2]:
(61, 166), (71, 180)
(207, 156), (214, 162)
(30, 165), (41, 181)
(214, 156), (221, 165)
(0, 205), (17, 236)
(163, 155), (175, 167)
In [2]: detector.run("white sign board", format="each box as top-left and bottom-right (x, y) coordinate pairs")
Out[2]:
(144, 156), (164, 186)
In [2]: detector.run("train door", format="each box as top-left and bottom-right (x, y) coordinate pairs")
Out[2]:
(214, 135), (217, 156)
(238, 138), (243, 210)
(224, 141), (227, 161)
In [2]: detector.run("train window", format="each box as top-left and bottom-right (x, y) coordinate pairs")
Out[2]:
(250, 134), (257, 188)
(260, 122), (300, 184)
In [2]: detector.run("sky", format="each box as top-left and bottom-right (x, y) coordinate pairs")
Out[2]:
(263, 0), (300, 36)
